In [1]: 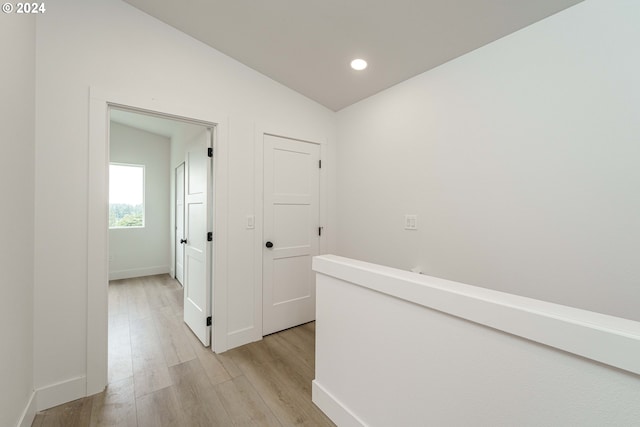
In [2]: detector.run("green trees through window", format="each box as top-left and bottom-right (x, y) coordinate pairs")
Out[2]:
(109, 203), (143, 227)
(109, 163), (145, 228)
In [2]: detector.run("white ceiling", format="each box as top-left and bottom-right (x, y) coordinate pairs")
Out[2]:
(110, 108), (206, 138)
(123, 0), (583, 111)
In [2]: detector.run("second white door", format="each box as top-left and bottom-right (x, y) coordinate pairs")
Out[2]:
(263, 134), (320, 336)
(175, 162), (185, 285)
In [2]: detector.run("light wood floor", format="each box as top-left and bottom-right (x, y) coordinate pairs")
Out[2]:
(32, 274), (334, 427)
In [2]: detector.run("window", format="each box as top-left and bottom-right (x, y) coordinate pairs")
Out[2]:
(109, 163), (145, 228)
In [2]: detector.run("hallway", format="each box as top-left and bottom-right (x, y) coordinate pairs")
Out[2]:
(33, 275), (334, 426)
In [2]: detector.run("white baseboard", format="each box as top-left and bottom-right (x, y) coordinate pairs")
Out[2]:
(17, 391), (37, 427)
(109, 265), (170, 280)
(312, 380), (366, 427)
(225, 326), (261, 351)
(36, 376), (86, 411)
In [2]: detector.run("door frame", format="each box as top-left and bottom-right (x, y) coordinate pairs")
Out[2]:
(87, 87), (229, 395)
(253, 124), (328, 341)
(175, 162), (185, 285)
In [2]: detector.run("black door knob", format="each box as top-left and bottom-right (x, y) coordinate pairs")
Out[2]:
(265, 241), (274, 248)
(180, 239), (187, 244)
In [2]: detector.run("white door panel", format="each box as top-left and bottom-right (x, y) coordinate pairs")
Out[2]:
(274, 204), (311, 247)
(273, 256), (313, 303)
(263, 135), (320, 336)
(183, 129), (212, 346)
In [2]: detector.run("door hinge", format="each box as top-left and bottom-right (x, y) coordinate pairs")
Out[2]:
(207, 316), (212, 326)
(207, 232), (213, 241)
(318, 226), (323, 236)
(319, 159), (322, 168)
(208, 147), (213, 157)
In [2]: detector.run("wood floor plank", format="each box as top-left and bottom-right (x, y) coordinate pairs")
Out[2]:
(31, 413), (45, 427)
(152, 307), (196, 367)
(287, 323), (316, 353)
(269, 329), (315, 371)
(108, 313), (133, 383)
(129, 316), (173, 398)
(108, 281), (130, 317)
(216, 375), (282, 427)
(227, 345), (303, 426)
(157, 287), (182, 318)
(33, 274), (333, 427)
(168, 359), (233, 426)
(216, 351), (244, 379)
(127, 278), (152, 320)
(227, 342), (334, 427)
(162, 282), (183, 317)
(263, 335), (315, 396)
(182, 321), (232, 385)
(251, 335), (332, 426)
(301, 321), (315, 333)
(36, 396), (94, 427)
(89, 377), (137, 427)
(141, 275), (169, 311)
(136, 386), (184, 427)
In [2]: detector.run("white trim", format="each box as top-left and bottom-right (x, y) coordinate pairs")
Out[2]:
(108, 265), (170, 281)
(17, 391), (37, 427)
(253, 123), (328, 344)
(173, 161), (185, 285)
(87, 90), (109, 396)
(318, 141), (328, 256)
(252, 125), (265, 345)
(211, 117), (229, 353)
(226, 326), (261, 349)
(313, 255), (640, 375)
(88, 86), (230, 394)
(36, 376), (86, 412)
(312, 381), (367, 427)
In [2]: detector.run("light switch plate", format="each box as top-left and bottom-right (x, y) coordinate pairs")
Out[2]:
(404, 214), (418, 230)
(246, 215), (255, 229)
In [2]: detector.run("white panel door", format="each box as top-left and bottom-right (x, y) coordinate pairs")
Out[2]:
(184, 129), (212, 346)
(263, 134), (320, 336)
(175, 162), (185, 285)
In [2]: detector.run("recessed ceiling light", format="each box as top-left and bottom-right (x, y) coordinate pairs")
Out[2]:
(350, 59), (368, 71)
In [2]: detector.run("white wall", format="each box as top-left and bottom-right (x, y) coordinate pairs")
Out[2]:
(313, 256), (640, 426)
(109, 122), (170, 280)
(0, 14), (36, 427)
(336, 0), (640, 321)
(34, 0), (335, 401)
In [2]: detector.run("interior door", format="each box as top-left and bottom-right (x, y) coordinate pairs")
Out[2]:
(183, 129), (213, 346)
(175, 162), (185, 285)
(263, 134), (320, 336)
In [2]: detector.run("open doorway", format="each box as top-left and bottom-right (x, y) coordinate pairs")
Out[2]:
(105, 106), (215, 388)
(109, 110), (173, 281)
(87, 89), (229, 396)
(108, 108), (211, 286)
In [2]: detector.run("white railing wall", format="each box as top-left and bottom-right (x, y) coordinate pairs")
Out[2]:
(312, 255), (640, 427)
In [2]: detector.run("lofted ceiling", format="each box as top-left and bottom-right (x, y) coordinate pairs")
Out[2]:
(110, 108), (206, 139)
(123, 0), (583, 111)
